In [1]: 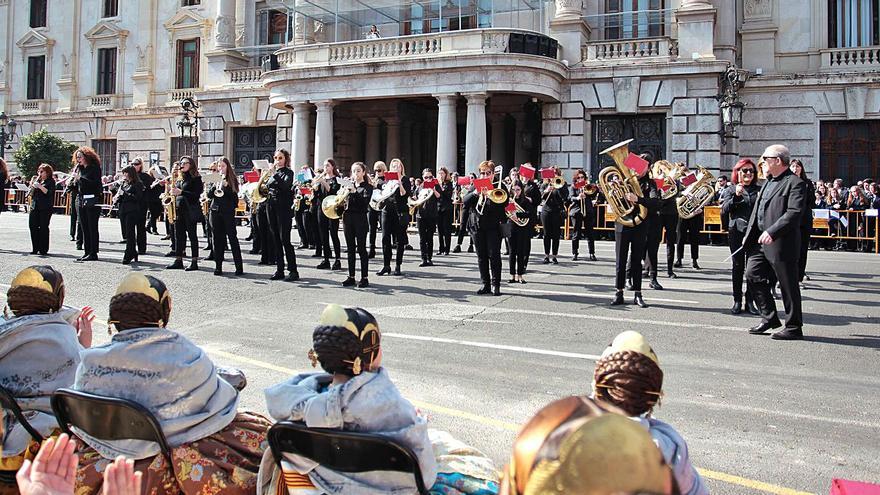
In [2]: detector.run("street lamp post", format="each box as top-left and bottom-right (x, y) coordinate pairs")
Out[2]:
(716, 65), (748, 145)
(0, 111), (18, 160)
(176, 97), (199, 158)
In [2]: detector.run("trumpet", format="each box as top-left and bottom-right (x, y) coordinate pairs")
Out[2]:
(310, 171), (328, 191)
(214, 175), (227, 198)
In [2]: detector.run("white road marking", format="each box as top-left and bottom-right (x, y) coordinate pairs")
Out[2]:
(383, 332), (601, 360)
(503, 286), (700, 305)
(678, 399), (880, 429)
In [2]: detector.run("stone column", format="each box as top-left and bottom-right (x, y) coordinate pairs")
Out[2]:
(490, 114), (507, 167)
(435, 94), (458, 173)
(385, 117), (401, 162)
(313, 100), (334, 169)
(363, 117), (381, 166)
(290, 102), (311, 168)
(293, 12), (316, 46)
(554, 0), (583, 19)
(464, 93), (488, 176)
(214, 0), (236, 50)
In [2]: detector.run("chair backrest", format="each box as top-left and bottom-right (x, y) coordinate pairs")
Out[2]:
(50, 388), (173, 463)
(0, 384), (44, 444)
(268, 421), (429, 495)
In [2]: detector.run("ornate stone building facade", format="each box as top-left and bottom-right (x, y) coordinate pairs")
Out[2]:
(1, 0), (877, 182)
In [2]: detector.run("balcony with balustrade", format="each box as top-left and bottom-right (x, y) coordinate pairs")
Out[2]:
(820, 45), (880, 70)
(580, 8), (679, 66)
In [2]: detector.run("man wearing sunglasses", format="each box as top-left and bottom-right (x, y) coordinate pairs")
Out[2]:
(742, 144), (807, 340)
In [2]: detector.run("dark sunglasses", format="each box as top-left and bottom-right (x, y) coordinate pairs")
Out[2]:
(741, 169), (755, 175)
(760, 155), (779, 161)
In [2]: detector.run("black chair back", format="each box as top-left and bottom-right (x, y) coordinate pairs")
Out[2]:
(267, 421), (429, 495)
(50, 388), (173, 464)
(0, 384), (44, 444)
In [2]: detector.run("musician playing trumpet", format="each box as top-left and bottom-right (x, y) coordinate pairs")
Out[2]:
(462, 160), (506, 296)
(377, 158), (412, 276)
(266, 149), (299, 281)
(207, 157), (244, 277)
(314, 158), (342, 271)
(27, 164), (56, 256)
(508, 180), (533, 284)
(540, 166), (568, 264)
(568, 169), (597, 262)
(342, 162), (374, 288)
(416, 168), (442, 267)
(115, 165), (145, 265)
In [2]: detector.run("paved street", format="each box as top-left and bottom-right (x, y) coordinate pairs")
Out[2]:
(1, 211), (878, 495)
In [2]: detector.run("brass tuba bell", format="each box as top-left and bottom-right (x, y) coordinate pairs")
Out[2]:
(676, 166), (716, 219)
(597, 139), (648, 227)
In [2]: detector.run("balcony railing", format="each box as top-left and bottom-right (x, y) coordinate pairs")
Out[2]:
(274, 28), (557, 69)
(20, 100), (43, 112)
(167, 89), (196, 105)
(88, 95), (114, 109)
(227, 67), (264, 85)
(582, 36), (678, 64)
(821, 46), (880, 70)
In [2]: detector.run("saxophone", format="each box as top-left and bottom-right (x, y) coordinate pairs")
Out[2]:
(160, 169), (179, 224)
(597, 139), (648, 227)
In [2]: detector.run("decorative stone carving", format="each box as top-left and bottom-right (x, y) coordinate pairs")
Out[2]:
(554, 0), (582, 19)
(136, 44), (151, 71)
(235, 27), (245, 45)
(744, 0), (772, 18)
(215, 15), (234, 47)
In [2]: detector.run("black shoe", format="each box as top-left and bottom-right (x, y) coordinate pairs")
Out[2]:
(419, 261), (429, 267)
(692, 260), (702, 270)
(572, 254), (579, 261)
(76, 254), (98, 262)
(437, 250), (444, 256)
(297, 243), (307, 249)
(543, 256), (550, 264)
(551, 257), (558, 264)
(316, 260), (331, 269)
(377, 266), (391, 276)
(633, 292), (648, 308)
(122, 257), (133, 265)
(730, 301), (743, 314)
(509, 277), (517, 283)
(393, 266), (402, 276)
(519, 278), (527, 284)
(161, 235), (171, 241)
(746, 299), (759, 316)
(343, 277), (356, 287)
(452, 245), (462, 253)
(357, 278), (369, 288)
(493, 284), (501, 296)
(668, 271), (678, 279)
(257, 260), (270, 265)
(405, 244), (414, 251)
(589, 254), (597, 261)
(165, 250), (177, 257)
(467, 245), (474, 253)
(234, 268), (244, 276)
(649, 279), (664, 290)
(749, 319), (782, 335)
(185, 260), (199, 271)
(285, 271), (300, 282)
(69, 236), (76, 241)
(270, 271), (285, 280)
(332, 260), (342, 271)
(425, 260), (434, 266)
(167, 259), (185, 270)
(244, 236), (253, 241)
(214, 268), (223, 276)
(771, 328), (804, 341)
(610, 292), (625, 306)
(477, 285), (491, 295)
(673, 260), (682, 268)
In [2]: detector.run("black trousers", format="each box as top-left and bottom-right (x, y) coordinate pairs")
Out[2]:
(295, 206), (310, 247)
(798, 227), (810, 282)
(79, 201), (101, 257)
(120, 209), (143, 260)
(210, 209), (243, 272)
(69, 199), (79, 239)
(344, 213), (369, 279)
(202, 214), (213, 256)
(728, 229), (750, 301)
(147, 201), (162, 232)
(474, 227), (502, 285)
(676, 214), (702, 261)
(746, 245), (803, 330)
(307, 209), (321, 255)
(642, 217), (663, 277)
(368, 208), (380, 250)
(268, 201), (298, 274)
(319, 213), (341, 262)
(615, 223), (647, 291)
(438, 208), (453, 254)
(541, 209), (562, 256)
(456, 206), (472, 246)
(136, 205), (148, 254)
(174, 212), (199, 259)
(418, 216), (437, 261)
(381, 210), (407, 268)
(509, 227), (530, 275)
(29, 209), (52, 254)
(258, 205), (275, 264)
(571, 213), (595, 255)
(659, 213), (678, 274)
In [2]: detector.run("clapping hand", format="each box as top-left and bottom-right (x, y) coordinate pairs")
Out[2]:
(16, 434), (78, 495)
(75, 306), (96, 347)
(103, 457), (143, 495)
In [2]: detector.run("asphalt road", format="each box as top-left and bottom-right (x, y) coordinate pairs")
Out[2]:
(1, 211), (878, 494)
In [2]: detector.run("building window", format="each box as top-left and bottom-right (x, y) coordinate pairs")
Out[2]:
(26, 56), (46, 100)
(92, 139), (117, 176)
(828, 0), (880, 48)
(176, 39), (200, 89)
(258, 10), (292, 45)
(30, 0), (47, 28)
(605, 0), (664, 40)
(102, 0), (118, 17)
(182, 0), (200, 6)
(97, 48), (117, 95)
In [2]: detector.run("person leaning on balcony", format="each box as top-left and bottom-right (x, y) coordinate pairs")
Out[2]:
(367, 25), (381, 39)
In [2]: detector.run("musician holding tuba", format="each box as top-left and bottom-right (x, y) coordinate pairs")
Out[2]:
(507, 179), (533, 284)
(539, 166), (568, 264)
(568, 169), (597, 262)
(414, 168), (441, 267)
(674, 164), (704, 271)
(314, 158), (343, 271)
(265, 149), (299, 281)
(341, 162), (374, 288)
(462, 160), (506, 296)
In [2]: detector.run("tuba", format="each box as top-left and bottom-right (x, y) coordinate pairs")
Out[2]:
(251, 167), (272, 205)
(407, 188), (434, 216)
(597, 139), (648, 227)
(651, 160), (682, 200)
(676, 166), (716, 219)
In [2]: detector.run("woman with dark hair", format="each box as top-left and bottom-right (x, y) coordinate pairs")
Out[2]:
(508, 180), (533, 284)
(115, 165), (145, 265)
(28, 164), (56, 255)
(568, 168), (596, 262)
(208, 157), (244, 276)
(167, 156), (203, 271)
(342, 162), (373, 288)
(377, 158), (412, 276)
(72, 147), (103, 262)
(721, 158), (760, 315)
(789, 159), (814, 284)
(368, 161), (386, 258)
(416, 167), (441, 267)
(540, 166), (568, 264)
(266, 149), (299, 281)
(72, 273), (271, 495)
(436, 166), (455, 256)
(314, 158), (342, 270)
(0, 157), (8, 217)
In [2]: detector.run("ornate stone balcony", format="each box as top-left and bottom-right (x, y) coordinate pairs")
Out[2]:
(88, 95), (115, 109)
(582, 36), (678, 65)
(821, 46), (880, 70)
(166, 89), (196, 105)
(19, 100), (44, 113)
(227, 66), (264, 86)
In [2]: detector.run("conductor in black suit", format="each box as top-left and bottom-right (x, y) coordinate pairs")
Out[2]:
(744, 145), (806, 340)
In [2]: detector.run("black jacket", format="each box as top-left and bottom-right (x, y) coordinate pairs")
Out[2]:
(30, 177), (56, 211)
(743, 169), (806, 262)
(510, 194), (534, 230)
(312, 176), (340, 213)
(267, 167), (295, 206)
(799, 179), (815, 230)
(382, 176), (412, 215)
(540, 182), (569, 213)
(77, 164), (103, 199)
(463, 190), (505, 234)
(416, 185), (440, 220)
(208, 183), (239, 215)
(567, 184), (595, 218)
(116, 181), (145, 215)
(721, 183), (759, 234)
(524, 181), (542, 216)
(615, 176), (661, 233)
(344, 181), (373, 218)
(175, 174), (204, 219)
(438, 181), (454, 213)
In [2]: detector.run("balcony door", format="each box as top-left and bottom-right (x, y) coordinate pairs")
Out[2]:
(591, 114), (665, 179)
(828, 0), (880, 48)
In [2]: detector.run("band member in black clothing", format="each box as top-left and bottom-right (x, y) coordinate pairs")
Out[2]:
(72, 146), (103, 262)
(0, 158), (7, 218)
(452, 173), (476, 253)
(789, 158), (814, 285)
(568, 169), (596, 262)
(657, 193), (679, 278)
(208, 157), (244, 276)
(145, 165), (165, 235)
(377, 158), (412, 276)
(416, 168), (441, 267)
(436, 166), (455, 256)
(266, 149), (299, 281)
(368, 161), (386, 258)
(640, 185), (665, 291)
(675, 170), (703, 269)
(342, 162), (373, 287)
(463, 161), (505, 295)
(294, 163), (313, 250)
(28, 163), (56, 255)
(611, 165), (661, 308)
(314, 159), (342, 270)
(167, 156), (203, 271)
(745, 145), (806, 340)
(63, 172), (82, 246)
(540, 167), (568, 264)
(508, 180), (533, 284)
(202, 162), (217, 261)
(115, 165), (145, 265)
(720, 158), (760, 315)
(131, 157), (153, 254)
(163, 163), (179, 256)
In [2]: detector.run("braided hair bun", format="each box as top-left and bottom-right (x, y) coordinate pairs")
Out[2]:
(308, 304), (381, 377)
(6, 266), (65, 317)
(592, 331), (664, 417)
(108, 273), (172, 331)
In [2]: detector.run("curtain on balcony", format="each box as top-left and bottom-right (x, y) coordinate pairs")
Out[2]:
(830, 0), (879, 48)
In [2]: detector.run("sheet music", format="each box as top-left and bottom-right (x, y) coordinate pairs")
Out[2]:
(252, 159), (271, 171)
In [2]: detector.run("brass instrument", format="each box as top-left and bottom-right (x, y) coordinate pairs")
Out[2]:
(407, 188), (434, 216)
(505, 199), (529, 227)
(676, 166), (716, 219)
(251, 167), (272, 205)
(369, 180), (399, 211)
(310, 171), (328, 191)
(550, 176), (566, 189)
(214, 175), (227, 198)
(200, 192), (210, 216)
(576, 182), (599, 215)
(160, 168), (180, 224)
(597, 139), (648, 227)
(321, 181), (353, 220)
(651, 160), (683, 200)
(476, 166), (509, 216)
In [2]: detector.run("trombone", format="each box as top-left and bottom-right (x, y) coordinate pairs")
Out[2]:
(476, 165), (508, 215)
